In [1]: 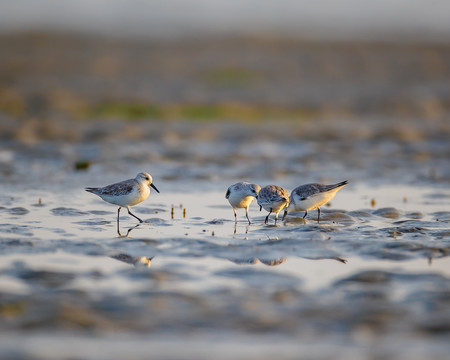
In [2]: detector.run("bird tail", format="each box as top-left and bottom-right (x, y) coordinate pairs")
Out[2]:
(336, 180), (349, 187)
(320, 180), (349, 193)
(328, 180), (349, 190)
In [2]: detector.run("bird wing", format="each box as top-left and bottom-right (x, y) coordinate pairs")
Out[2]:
(260, 186), (289, 204)
(97, 180), (135, 196)
(295, 181), (348, 200)
(272, 191), (289, 202)
(294, 184), (322, 200)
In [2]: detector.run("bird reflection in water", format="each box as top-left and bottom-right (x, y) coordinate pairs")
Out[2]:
(110, 253), (153, 268)
(117, 223), (141, 237)
(229, 256), (347, 266)
(233, 223), (250, 235)
(229, 257), (287, 266)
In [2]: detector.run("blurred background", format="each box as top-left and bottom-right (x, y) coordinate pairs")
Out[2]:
(0, 0), (449, 185)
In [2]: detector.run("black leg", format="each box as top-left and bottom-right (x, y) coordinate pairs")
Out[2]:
(234, 209), (237, 224)
(318, 207), (321, 223)
(127, 207), (143, 223)
(117, 207), (121, 235)
(265, 208), (272, 224)
(245, 208), (251, 225)
(282, 210), (288, 221)
(303, 210), (308, 219)
(274, 212), (279, 225)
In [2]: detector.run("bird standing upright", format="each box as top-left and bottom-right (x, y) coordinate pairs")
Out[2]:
(85, 172), (160, 231)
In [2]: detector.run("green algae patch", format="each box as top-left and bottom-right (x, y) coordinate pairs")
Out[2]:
(202, 67), (260, 89)
(85, 101), (318, 122)
(89, 102), (164, 121)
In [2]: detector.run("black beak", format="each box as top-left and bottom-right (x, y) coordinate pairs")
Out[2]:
(151, 183), (160, 193)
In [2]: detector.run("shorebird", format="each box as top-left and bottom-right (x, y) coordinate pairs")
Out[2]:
(257, 185), (289, 225)
(226, 182), (261, 224)
(85, 172), (159, 228)
(283, 180), (348, 222)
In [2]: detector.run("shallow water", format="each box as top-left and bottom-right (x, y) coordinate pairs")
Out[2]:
(0, 177), (449, 359)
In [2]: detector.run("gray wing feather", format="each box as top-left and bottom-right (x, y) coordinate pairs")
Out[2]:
(295, 184), (322, 200)
(260, 185), (289, 204)
(295, 181), (348, 200)
(86, 179), (135, 196)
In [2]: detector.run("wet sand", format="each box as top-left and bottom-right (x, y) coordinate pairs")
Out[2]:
(0, 32), (449, 359)
(0, 182), (449, 359)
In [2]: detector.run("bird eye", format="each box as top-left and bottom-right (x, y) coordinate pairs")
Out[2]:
(145, 177), (149, 180)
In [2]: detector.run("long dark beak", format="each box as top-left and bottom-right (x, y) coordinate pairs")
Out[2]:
(151, 183), (160, 193)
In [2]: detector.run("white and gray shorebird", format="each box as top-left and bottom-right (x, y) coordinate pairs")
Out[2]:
(283, 180), (348, 222)
(257, 185), (290, 225)
(85, 172), (159, 226)
(225, 182), (261, 224)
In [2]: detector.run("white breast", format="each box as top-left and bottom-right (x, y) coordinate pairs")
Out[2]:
(228, 192), (255, 209)
(261, 199), (289, 213)
(292, 188), (340, 211)
(101, 185), (149, 207)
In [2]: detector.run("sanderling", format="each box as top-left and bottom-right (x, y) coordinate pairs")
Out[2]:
(282, 180), (348, 222)
(225, 182), (261, 224)
(85, 172), (160, 227)
(257, 185), (289, 224)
